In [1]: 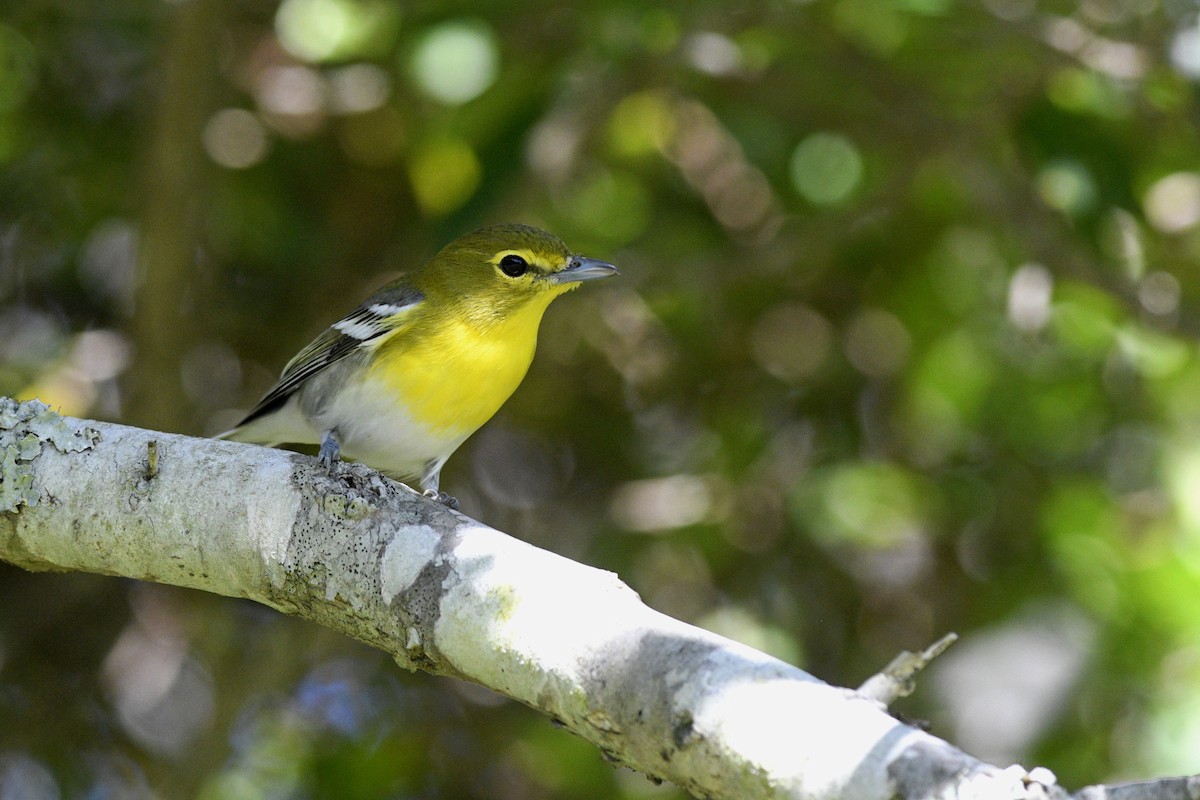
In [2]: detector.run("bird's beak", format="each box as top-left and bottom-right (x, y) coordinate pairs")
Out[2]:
(547, 257), (620, 285)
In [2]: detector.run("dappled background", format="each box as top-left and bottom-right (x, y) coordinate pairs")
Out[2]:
(3, 0), (1200, 796)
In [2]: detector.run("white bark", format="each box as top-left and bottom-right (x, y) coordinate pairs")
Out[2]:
(0, 398), (1192, 800)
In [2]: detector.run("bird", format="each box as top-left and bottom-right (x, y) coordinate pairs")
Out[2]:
(218, 223), (618, 506)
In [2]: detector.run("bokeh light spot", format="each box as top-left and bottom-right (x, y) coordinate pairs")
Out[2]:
(408, 137), (481, 215)
(750, 303), (832, 383)
(1117, 327), (1189, 380)
(1037, 159), (1097, 215)
(1139, 271), (1181, 316)
(610, 474), (720, 532)
(1170, 23), (1200, 78)
(1046, 67), (1128, 118)
(1168, 444), (1200, 537)
(1140, 669), (1200, 775)
(607, 90), (676, 158)
(254, 65), (327, 138)
(1007, 263), (1053, 332)
(525, 115), (583, 178)
(203, 109), (269, 169)
(932, 606), (1095, 764)
(794, 461), (932, 548)
(275, 0), (400, 63)
(789, 132), (863, 206)
(328, 63), (391, 114)
(0, 754), (58, 800)
(1143, 172), (1200, 233)
(256, 65), (324, 118)
(685, 32), (742, 76)
(409, 20), (498, 105)
(843, 308), (910, 378)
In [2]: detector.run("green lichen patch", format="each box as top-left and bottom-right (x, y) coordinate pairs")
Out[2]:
(0, 397), (101, 512)
(0, 444), (38, 511)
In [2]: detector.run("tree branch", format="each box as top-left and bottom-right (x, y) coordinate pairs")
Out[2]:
(0, 397), (1193, 800)
(857, 632), (959, 707)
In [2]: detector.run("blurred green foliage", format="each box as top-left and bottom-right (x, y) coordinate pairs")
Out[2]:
(3, 0), (1200, 796)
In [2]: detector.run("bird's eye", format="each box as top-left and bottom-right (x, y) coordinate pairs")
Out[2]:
(499, 254), (528, 278)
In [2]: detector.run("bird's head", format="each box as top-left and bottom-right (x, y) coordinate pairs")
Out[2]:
(420, 224), (618, 322)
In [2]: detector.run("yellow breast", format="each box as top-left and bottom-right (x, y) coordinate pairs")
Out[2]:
(367, 295), (555, 437)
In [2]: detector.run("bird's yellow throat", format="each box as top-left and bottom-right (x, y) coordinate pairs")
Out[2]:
(368, 288), (565, 435)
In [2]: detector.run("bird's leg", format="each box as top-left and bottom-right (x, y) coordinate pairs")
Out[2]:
(318, 429), (341, 475)
(420, 459), (458, 510)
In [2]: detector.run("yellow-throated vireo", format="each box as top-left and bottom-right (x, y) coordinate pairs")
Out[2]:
(219, 224), (618, 505)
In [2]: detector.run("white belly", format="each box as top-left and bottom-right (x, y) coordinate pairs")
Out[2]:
(228, 378), (468, 483)
(326, 378), (470, 479)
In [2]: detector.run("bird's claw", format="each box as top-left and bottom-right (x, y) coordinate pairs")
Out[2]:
(317, 431), (341, 476)
(423, 489), (459, 510)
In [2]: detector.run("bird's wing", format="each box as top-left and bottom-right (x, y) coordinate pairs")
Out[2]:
(234, 284), (425, 427)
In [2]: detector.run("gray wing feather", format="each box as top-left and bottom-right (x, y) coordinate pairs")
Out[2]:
(234, 284), (423, 427)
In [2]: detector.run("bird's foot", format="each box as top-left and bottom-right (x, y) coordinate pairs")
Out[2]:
(318, 430), (341, 475)
(423, 489), (459, 510)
